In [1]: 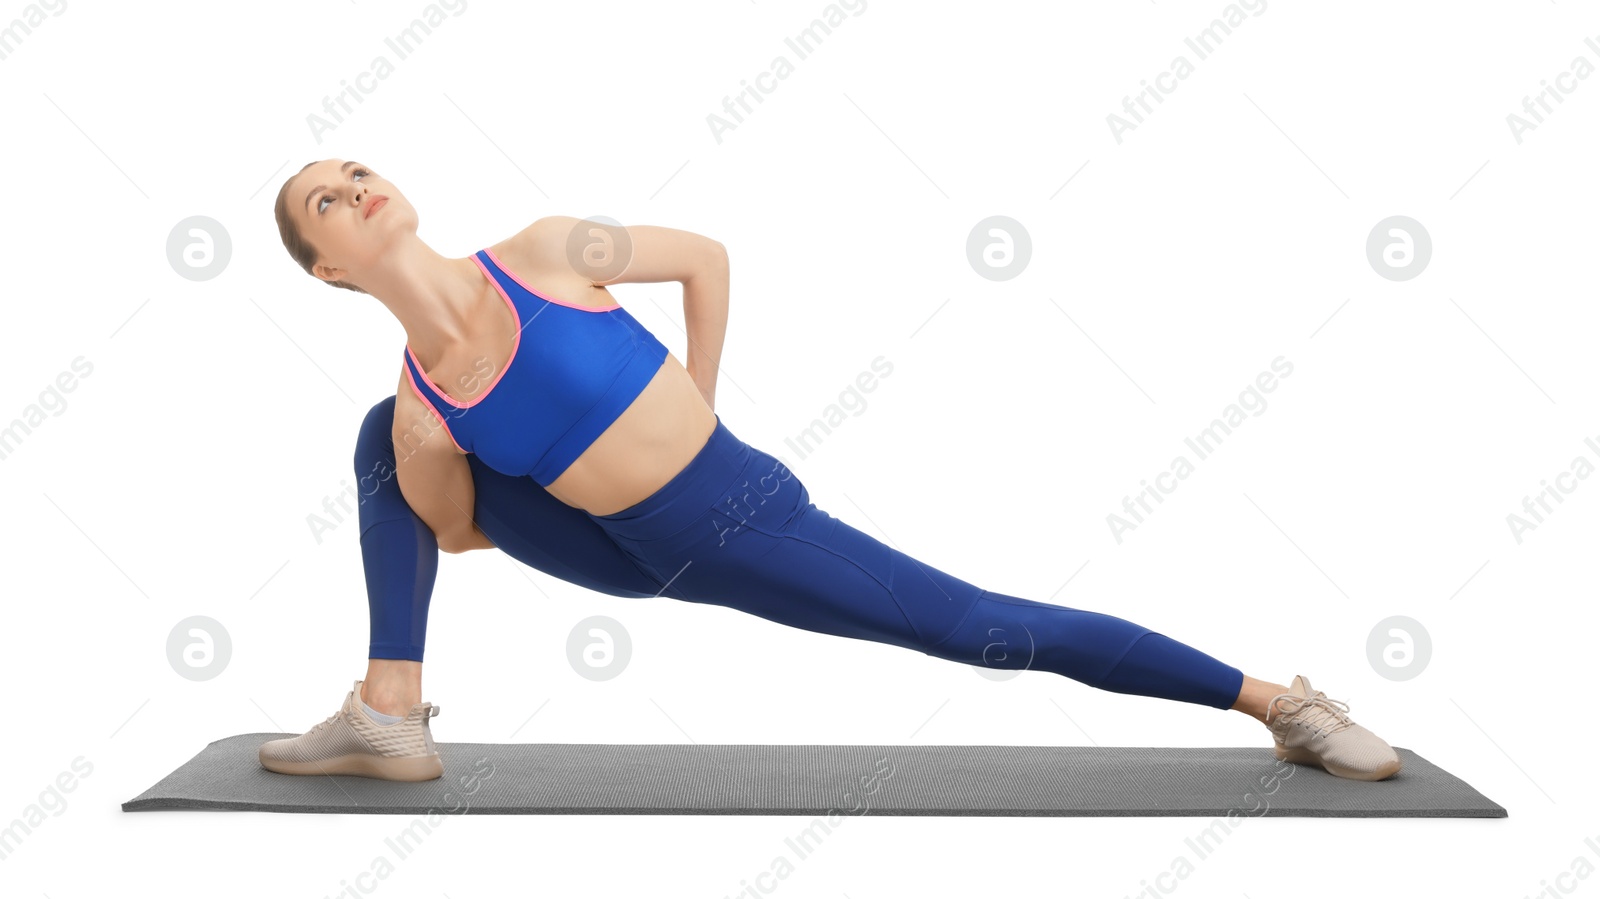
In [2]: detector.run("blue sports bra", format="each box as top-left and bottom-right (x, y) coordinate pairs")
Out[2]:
(401, 246), (669, 486)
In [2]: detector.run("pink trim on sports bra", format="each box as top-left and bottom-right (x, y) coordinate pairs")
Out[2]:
(401, 362), (469, 455)
(483, 246), (619, 312)
(404, 254), (523, 409)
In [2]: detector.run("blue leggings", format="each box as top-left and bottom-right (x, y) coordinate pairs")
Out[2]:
(354, 396), (1246, 711)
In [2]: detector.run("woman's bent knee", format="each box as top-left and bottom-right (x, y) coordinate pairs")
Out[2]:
(355, 395), (398, 470)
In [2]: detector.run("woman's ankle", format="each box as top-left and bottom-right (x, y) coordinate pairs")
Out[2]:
(1231, 674), (1289, 726)
(362, 658), (423, 717)
(359, 685), (420, 718)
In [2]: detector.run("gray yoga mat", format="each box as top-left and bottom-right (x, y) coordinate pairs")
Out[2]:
(122, 734), (1506, 817)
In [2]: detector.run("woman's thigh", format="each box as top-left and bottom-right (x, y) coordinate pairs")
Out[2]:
(466, 455), (667, 598)
(600, 442), (985, 654)
(364, 395), (663, 598)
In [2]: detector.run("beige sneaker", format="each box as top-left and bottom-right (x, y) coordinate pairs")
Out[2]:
(1264, 675), (1402, 781)
(258, 680), (444, 782)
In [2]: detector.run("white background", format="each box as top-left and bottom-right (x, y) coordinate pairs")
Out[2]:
(0, 0), (1590, 896)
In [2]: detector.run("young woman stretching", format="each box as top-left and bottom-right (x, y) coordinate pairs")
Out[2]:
(259, 159), (1402, 784)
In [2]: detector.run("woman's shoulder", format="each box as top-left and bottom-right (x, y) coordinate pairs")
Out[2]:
(491, 217), (622, 304)
(497, 215), (586, 273)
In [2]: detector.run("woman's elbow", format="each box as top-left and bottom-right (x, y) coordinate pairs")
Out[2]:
(697, 241), (729, 283)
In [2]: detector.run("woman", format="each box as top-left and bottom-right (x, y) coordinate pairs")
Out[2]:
(259, 158), (1403, 784)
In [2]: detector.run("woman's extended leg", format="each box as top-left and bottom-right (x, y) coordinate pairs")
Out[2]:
(353, 395), (664, 714)
(588, 422), (1249, 712)
(589, 420), (1402, 781)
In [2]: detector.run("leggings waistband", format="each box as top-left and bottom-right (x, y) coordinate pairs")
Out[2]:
(585, 413), (751, 543)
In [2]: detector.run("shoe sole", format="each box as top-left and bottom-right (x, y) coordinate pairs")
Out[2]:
(259, 750), (444, 782)
(1275, 744), (1402, 781)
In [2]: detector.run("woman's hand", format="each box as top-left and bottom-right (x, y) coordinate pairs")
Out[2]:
(527, 216), (728, 414)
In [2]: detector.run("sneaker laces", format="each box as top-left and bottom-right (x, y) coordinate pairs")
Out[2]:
(1267, 691), (1354, 737)
(305, 691), (358, 738)
(305, 709), (342, 738)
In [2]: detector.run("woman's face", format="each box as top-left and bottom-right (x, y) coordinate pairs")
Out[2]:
(290, 159), (414, 285)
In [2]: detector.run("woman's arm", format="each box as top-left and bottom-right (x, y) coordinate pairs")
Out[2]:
(522, 216), (730, 409)
(393, 373), (495, 553)
(680, 253), (729, 410)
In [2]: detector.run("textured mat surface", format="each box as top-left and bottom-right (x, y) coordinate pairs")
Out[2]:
(122, 734), (1506, 817)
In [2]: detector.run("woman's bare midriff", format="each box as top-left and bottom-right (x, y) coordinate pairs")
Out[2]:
(406, 234), (717, 518)
(544, 353), (716, 516)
